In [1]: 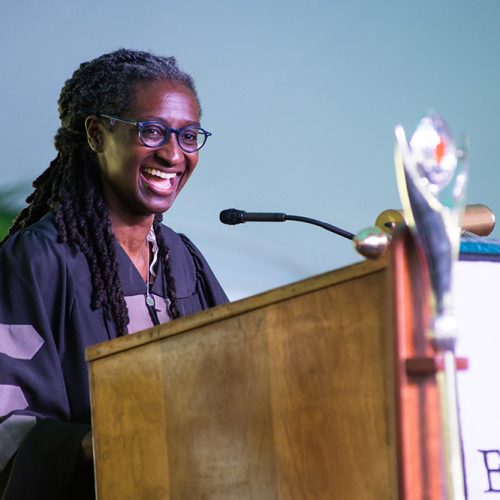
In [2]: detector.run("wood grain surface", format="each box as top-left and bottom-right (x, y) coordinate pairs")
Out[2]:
(89, 259), (399, 499)
(391, 229), (444, 499)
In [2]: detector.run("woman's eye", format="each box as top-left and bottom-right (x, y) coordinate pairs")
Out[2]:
(142, 125), (164, 137)
(181, 129), (199, 143)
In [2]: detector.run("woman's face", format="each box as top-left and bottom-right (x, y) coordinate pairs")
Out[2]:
(93, 79), (201, 222)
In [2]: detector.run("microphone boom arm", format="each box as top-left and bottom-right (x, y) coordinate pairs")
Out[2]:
(284, 214), (354, 240)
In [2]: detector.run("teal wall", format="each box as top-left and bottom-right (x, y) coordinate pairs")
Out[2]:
(1, 0), (499, 298)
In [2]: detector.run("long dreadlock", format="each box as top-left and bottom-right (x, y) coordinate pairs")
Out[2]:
(2, 49), (201, 335)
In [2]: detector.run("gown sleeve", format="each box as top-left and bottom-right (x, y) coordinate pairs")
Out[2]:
(0, 229), (93, 500)
(179, 233), (229, 308)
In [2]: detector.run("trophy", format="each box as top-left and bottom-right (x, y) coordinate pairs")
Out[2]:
(394, 113), (468, 499)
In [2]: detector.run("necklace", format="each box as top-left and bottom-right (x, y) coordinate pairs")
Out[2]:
(144, 238), (160, 325)
(146, 246), (155, 307)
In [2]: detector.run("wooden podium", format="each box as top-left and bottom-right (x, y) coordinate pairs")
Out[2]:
(87, 232), (443, 499)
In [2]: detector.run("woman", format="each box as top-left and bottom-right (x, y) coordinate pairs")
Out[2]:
(0, 49), (228, 499)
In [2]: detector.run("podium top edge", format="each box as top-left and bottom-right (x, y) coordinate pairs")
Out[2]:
(86, 257), (386, 363)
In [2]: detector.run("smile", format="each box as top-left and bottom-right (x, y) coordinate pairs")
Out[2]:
(141, 167), (178, 193)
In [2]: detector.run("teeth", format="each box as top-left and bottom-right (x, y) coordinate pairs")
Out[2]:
(143, 168), (177, 180)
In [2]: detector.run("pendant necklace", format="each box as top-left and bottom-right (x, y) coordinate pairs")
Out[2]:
(145, 240), (160, 325)
(146, 276), (155, 307)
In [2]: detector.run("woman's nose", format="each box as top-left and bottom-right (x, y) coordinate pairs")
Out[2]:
(156, 133), (183, 164)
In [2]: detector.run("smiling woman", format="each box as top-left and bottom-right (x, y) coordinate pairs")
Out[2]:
(87, 80), (201, 222)
(0, 49), (228, 500)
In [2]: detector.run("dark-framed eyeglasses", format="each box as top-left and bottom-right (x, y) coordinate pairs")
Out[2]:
(99, 114), (212, 153)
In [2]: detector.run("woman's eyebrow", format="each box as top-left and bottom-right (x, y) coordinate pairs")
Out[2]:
(139, 115), (201, 126)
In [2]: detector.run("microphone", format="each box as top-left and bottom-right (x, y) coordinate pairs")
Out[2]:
(219, 208), (286, 224)
(219, 208), (355, 240)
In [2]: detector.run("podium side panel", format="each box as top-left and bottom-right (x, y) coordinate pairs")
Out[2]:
(391, 229), (444, 500)
(90, 343), (170, 499)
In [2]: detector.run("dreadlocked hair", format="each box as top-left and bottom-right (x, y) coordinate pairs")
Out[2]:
(2, 48), (200, 335)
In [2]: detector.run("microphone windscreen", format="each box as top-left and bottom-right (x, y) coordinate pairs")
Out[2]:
(219, 209), (245, 225)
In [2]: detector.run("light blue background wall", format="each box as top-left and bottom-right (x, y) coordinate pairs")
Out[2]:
(1, 0), (499, 299)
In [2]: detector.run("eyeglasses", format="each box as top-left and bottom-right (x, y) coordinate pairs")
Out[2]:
(99, 114), (212, 153)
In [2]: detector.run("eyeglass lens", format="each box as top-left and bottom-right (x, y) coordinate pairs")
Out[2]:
(140, 123), (206, 152)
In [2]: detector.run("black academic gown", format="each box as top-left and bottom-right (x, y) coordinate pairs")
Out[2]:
(0, 213), (228, 499)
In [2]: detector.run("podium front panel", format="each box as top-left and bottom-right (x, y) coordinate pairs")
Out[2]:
(88, 262), (398, 499)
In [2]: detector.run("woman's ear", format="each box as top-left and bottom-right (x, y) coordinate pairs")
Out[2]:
(85, 115), (104, 153)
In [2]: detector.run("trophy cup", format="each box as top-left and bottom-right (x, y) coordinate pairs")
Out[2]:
(394, 113), (468, 499)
